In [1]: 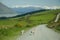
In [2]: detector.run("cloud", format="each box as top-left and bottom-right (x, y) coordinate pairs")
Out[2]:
(43, 6), (51, 9)
(43, 6), (60, 9)
(52, 6), (60, 9)
(12, 5), (60, 9)
(12, 5), (41, 8)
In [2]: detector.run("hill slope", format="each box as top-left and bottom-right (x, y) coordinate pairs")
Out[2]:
(0, 3), (18, 17)
(0, 9), (60, 40)
(47, 13), (60, 32)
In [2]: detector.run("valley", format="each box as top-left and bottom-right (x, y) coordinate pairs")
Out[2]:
(0, 2), (60, 40)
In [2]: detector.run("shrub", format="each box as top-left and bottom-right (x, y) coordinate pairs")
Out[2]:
(15, 23), (23, 28)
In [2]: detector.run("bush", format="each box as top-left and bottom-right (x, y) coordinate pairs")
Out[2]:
(26, 24), (31, 27)
(55, 25), (60, 31)
(15, 23), (23, 28)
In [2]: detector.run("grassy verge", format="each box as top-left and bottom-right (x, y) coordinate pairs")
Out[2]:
(47, 20), (60, 32)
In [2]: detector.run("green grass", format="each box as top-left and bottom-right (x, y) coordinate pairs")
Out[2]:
(0, 9), (60, 40)
(47, 19), (60, 32)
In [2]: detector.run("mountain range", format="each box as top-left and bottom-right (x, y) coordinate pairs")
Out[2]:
(12, 7), (44, 13)
(1, 2), (59, 17)
(12, 5), (60, 14)
(0, 3), (46, 17)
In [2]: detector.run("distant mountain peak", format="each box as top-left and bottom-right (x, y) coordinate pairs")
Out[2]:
(0, 3), (18, 17)
(0, 2), (3, 4)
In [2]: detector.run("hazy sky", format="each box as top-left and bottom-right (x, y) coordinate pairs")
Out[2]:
(0, 0), (60, 8)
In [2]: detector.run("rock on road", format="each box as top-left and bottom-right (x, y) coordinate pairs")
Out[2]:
(16, 24), (60, 40)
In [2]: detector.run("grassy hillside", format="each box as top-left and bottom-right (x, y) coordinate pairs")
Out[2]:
(47, 20), (60, 32)
(47, 13), (60, 32)
(0, 9), (60, 40)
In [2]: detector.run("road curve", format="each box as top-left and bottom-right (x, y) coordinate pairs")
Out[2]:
(16, 24), (60, 40)
(54, 13), (60, 22)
